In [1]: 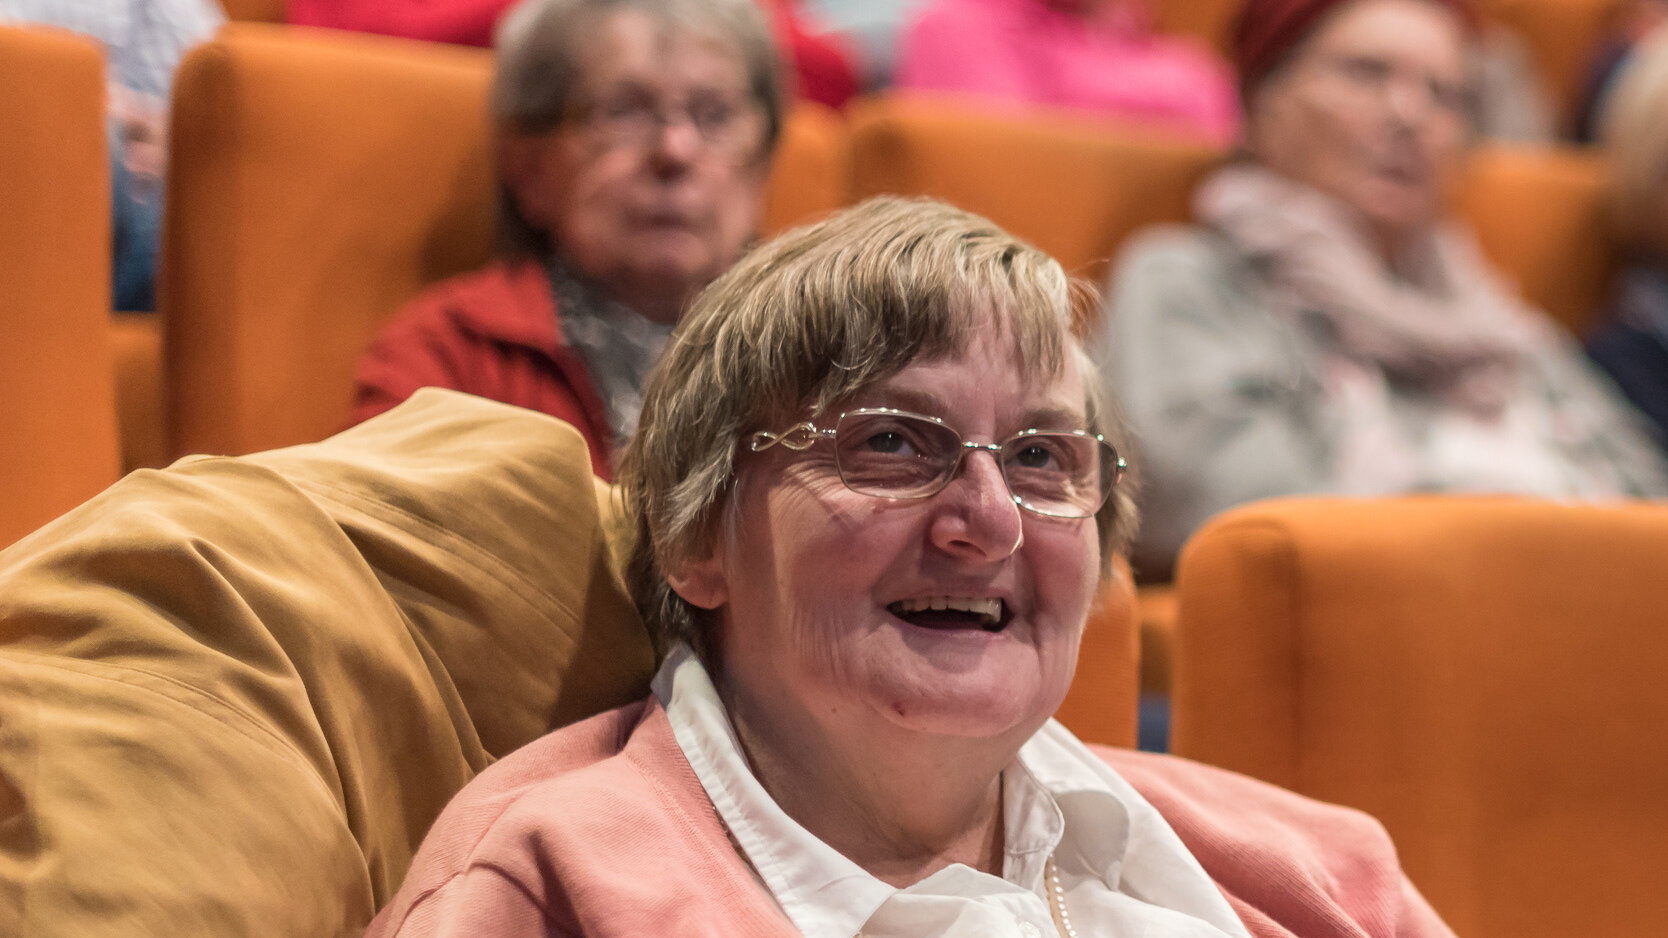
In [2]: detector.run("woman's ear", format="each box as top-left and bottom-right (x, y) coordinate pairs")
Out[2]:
(666, 550), (729, 610)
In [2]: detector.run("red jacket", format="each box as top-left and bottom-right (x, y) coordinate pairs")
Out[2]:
(366, 698), (1456, 937)
(353, 260), (615, 479)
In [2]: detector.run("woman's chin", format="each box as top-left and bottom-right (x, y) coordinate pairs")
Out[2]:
(864, 666), (1056, 741)
(852, 620), (1071, 739)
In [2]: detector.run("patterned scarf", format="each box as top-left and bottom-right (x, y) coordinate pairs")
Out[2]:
(1194, 162), (1549, 418)
(546, 258), (676, 452)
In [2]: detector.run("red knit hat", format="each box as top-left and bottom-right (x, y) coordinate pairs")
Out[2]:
(1233, 0), (1481, 97)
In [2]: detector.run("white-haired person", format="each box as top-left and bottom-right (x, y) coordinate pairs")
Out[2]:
(351, 0), (782, 479)
(365, 196), (1456, 937)
(1097, 0), (1668, 581)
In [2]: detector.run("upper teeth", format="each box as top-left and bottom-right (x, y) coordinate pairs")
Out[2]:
(891, 596), (1003, 623)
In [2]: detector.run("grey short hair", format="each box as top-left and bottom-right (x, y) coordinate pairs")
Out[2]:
(1601, 29), (1668, 251)
(618, 196), (1141, 657)
(490, 0), (784, 259)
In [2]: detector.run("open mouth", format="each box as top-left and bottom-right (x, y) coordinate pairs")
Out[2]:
(887, 596), (1010, 633)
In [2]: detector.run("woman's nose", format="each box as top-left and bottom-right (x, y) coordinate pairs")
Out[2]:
(649, 114), (704, 167)
(928, 449), (1025, 561)
(1384, 73), (1434, 128)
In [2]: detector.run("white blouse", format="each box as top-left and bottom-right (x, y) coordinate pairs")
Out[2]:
(654, 645), (1252, 938)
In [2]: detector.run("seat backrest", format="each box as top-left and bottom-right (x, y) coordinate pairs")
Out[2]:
(1171, 495), (1668, 938)
(219, 0), (287, 22)
(1458, 144), (1618, 335)
(0, 25), (121, 548)
(0, 390), (654, 937)
(163, 23), (850, 460)
(1054, 564), (1140, 748)
(1484, 0), (1626, 127)
(163, 24), (497, 459)
(1147, 0), (1240, 54)
(849, 95), (1224, 318)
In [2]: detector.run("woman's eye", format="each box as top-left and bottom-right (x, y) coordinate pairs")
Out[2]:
(863, 431), (910, 455)
(1013, 443), (1057, 469)
(690, 100), (738, 132)
(1336, 56), (1391, 86)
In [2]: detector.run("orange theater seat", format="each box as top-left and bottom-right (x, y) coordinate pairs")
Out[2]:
(1458, 144), (1619, 336)
(1053, 558), (1140, 747)
(163, 23), (848, 461)
(163, 25), (497, 460)
(1147, 0), (1241, 54)
(1171, 495), (1668, 938)
(0, 25), (121, 548)
(1482, 0), (1627, 128)
(219, 0), (287, 22)
(849, 94), (1224, 314)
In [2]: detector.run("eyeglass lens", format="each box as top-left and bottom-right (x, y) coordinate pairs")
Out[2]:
(831, 411), (1113, 518)
(577, 87), (757, 151)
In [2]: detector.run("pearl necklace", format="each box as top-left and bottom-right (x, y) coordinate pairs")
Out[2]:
(1045, 856), (1080, 938)
(853, 856), (1079, 938)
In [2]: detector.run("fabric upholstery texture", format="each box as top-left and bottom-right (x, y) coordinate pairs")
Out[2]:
(1053, 560), (1140, 747)
(163, 24), (498, 460)
(850, 95), (1224, 305)
(1486, 0), (1626, 123)
(1459, 143), (1618, 335)
(111, 311), (167, 472)
(0, 24), (122, 549)
(1171, 495), (1668, 938)
(0, 390), (655, 937)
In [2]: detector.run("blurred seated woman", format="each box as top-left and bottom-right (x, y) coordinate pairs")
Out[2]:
(1588, 27), (1668, 445)
(1096, 0), (1668, 580)
(366, 197), (1455, 937)
(351, 0), (781, 478)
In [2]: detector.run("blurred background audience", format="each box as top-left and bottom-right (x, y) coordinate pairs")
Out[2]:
(287, 0), (858, 107)
(0, 0), (223, 311)
(895, 0), (1241, 144)
(350, 0), (782, 479)
(1095, 0), (1668, 579)
(1588, 26), (1668, 442)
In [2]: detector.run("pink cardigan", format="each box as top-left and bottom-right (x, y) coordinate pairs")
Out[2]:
(366, 698), (1454, 937)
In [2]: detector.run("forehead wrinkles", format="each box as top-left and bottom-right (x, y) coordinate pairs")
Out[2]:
(801, 297), (1070, 425)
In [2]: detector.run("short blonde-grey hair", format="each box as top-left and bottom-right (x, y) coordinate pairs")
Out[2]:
(491, 0), (783, 259)
(1600, 27), (1668, 251)
(618, 196), (1140, 656)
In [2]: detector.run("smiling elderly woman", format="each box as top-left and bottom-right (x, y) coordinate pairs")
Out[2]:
(1098, 0), (1668, 580)
(363, 196), (1454, 937)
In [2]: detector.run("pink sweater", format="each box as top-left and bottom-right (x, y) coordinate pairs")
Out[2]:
(366, 698), (1453, 936)
(896, 0), (1239, 145)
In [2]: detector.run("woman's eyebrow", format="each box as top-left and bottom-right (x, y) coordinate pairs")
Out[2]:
(1019, 406), (1089, 430)
(850, 388), (1087, 430)
(852, 386), (945, 415)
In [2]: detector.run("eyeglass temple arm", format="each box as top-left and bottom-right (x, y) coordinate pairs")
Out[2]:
(748, 423), (829, 453)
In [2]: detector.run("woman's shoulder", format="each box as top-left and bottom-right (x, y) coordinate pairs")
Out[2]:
(1091, 746), (1389, 838)
(384, 259), (555, 337)
(1088, 746), (1454, 937)
(1104, 223), (1262, 315)
(410, 700), (659, 858)
(1113, 223), (1239, 275)
(371, 697), (793, 936)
